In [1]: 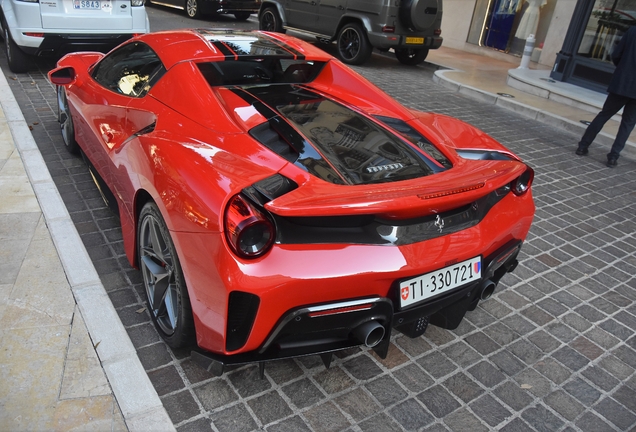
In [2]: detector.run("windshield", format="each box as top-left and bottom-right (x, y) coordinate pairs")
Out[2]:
(198, 60), (326, 87)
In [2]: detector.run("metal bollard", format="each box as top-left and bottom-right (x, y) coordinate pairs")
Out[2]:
(518, 34), (535, 69)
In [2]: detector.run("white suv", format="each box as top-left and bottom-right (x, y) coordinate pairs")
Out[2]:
(0, 0), (149, 73)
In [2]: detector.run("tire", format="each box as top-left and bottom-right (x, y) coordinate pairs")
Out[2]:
(400, 0), (439, 32)
(3, 23), (30, 73)
(185, 0), (201, 18)
(57, 86), (80, 154)
(138, 202), (195, 348)
(234, 11), (251, 21)
(395, 48), (429, 65)
(336, 23), (372, 65)
(259, 7), (283, 32)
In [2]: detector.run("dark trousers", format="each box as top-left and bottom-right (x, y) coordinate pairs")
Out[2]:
(579, 92), (636, 159)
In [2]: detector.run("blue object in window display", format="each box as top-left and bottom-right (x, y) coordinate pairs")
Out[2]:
(484, 0), (520, 51)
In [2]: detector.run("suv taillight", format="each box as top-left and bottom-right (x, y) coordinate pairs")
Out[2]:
(434, 29), (442, 36)
(224, 194), (275, 258)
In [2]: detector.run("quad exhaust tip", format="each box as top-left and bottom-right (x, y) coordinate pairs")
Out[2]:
(353, 321), (385, 347)
(480, 279), (497, 300)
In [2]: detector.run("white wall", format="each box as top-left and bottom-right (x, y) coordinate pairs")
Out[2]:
(539, 0), (577, 65)
(440, 0), (476, 49)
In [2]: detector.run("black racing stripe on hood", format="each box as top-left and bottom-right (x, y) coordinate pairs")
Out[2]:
(237, 85), (444, 185)
(232, 88), (278, 120)
(210, 41), (237, 59)
(258, 33), (306, 59)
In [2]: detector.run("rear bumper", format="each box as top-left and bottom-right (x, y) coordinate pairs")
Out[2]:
(368, 33), (443, 51)
(21, 34), (136, 57)
(191, 239), (523, 375)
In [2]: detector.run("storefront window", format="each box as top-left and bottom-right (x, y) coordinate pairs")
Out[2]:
(467, 0), (556, 55)
(577, 0), (636, 62)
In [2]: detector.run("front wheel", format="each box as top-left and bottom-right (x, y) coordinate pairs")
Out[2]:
(336, 23), (372, 65)
(138, 202), (195, 348)
(395, 48), (429, 66)
(57, 86), (79, 154)
(185, 0), (201, 18)
(259, 7), (284, 32)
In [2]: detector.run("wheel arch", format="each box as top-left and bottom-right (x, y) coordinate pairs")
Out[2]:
(333, 14), (373, 39)
(259, 1), (287, 25)
(131, 188), (155, 268)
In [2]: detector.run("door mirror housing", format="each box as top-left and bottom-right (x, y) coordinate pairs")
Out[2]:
(49, 67), (76, 86)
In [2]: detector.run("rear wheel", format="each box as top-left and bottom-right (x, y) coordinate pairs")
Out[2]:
(3, 22), (30, 73)
(138, 202), (195, 348)
(185, 0), (201, 18)
(234, 11), (251, 20)
(336, 23), (372, 65)
(259, 7), (284, 32)
(395, 48), (429, 65)
(57, 86), (79, 154)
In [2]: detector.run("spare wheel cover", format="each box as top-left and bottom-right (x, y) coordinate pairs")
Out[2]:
(400, 0), (440, 32)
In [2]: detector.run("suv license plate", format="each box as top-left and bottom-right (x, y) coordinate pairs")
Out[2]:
(405, 37), (424, 44)
(399, 257), (481, 308)
(74, 0), (102, 9)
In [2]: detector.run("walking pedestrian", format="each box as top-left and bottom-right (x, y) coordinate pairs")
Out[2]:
(576, 25), (636, 168)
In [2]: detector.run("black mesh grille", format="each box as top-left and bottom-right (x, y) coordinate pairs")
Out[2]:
(226, 291), (260, 352)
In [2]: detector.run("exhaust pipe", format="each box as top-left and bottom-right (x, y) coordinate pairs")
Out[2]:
(480, 280), (497, 300)
(352, 321), (385, 348)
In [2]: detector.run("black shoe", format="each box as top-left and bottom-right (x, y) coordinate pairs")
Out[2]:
(575, 146), (589, 156)
(606, 157), (618, 168)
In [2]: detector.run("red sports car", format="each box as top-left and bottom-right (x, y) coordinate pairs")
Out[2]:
(49, 29), (534, 375)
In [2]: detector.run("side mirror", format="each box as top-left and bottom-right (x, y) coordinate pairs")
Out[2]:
(48, 67), (76, 86)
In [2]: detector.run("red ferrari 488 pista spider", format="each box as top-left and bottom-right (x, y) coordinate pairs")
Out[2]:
(49, 29), (535, 375)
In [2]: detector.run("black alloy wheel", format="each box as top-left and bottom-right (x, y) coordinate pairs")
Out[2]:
(395, 48), (429, 65)
(56, 86), (79, 154)
(138, 202), (195, 348)
(234, 11), (251, 20)
(337, 23), (372, 65)
(186, 0), (201, 18)
(259, 7), (284, 32)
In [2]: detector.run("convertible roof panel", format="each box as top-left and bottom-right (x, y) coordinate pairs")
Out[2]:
(140, 29), (333, 70)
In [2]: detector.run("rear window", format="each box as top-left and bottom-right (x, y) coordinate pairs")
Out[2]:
(198, 60), (326, 87)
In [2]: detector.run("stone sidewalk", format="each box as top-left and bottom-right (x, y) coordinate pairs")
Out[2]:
(0, 66), (173, 430)
(0, 82), (125, 429)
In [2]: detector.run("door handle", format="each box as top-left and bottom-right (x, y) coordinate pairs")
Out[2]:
(338, 5), (344, 9)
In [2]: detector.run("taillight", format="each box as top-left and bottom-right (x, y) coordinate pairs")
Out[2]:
(511, 167), (534, 196)
(434, 29), (442, 36)
(224, 194), (275, 258)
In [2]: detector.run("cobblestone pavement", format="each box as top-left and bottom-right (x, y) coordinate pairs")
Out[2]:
(3, 42), (636, 432)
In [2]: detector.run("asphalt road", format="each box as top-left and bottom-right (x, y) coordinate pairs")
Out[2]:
(3, 11), (636, 432)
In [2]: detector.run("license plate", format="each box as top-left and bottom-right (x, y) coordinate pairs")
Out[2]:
(399, 257), (481, 308)
(405, 37), (424, 44)
(74, 0), (102, 9)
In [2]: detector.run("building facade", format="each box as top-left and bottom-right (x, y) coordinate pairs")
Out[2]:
(441, 0), (636, 93)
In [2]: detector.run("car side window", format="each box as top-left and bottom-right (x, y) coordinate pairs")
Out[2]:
(92, 42), (166, 98)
